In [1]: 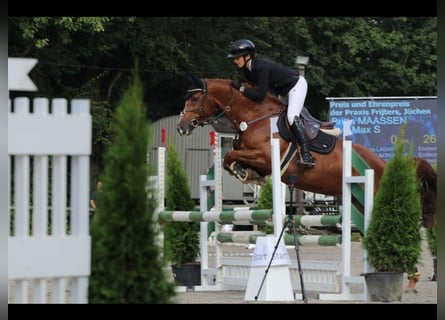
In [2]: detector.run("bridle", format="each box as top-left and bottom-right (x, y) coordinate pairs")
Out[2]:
(180, 80), (235, 128)
(180, 78), (281, 131)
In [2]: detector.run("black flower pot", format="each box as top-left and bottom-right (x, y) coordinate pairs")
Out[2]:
(172, 262), (201, 288)
(364, 272), (404, 302)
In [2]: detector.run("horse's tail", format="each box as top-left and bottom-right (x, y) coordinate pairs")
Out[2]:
(414, 157), (437, 228)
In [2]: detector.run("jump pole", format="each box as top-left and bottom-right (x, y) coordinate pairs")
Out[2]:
(154, 128), (172, 282)
(153, 128), (166, 243)
(318, 139), (373, 301)
(196, 131), (224, 289)
(244, 138), (294, 301)
(157, 128), (166, 213)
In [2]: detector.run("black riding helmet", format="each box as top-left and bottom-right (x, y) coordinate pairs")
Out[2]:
(227, 39), (256, 59)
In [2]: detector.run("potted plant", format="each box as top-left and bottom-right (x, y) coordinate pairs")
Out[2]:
(162, 140), (201, 287)
(362, 126), (423, 302)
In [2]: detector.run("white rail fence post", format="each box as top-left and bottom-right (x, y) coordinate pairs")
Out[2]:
(8, 97), (92, 303)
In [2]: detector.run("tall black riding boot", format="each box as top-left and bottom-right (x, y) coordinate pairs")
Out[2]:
(290, 116), (315, 168)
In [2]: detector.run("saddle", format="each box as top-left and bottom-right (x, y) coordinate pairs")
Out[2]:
(301, 107), (336, 136)
(277, 108), (338, 154)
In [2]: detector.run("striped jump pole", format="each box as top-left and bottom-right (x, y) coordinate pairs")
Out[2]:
(293, 214), (342, 228)
(159, 210), (342, 228)
(216, 231), (341, 247)
(159, 209), (273, 225)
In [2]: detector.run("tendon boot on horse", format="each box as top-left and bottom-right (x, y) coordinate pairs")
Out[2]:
(291, 116), (315, 168)
(229, 161), (247, 182)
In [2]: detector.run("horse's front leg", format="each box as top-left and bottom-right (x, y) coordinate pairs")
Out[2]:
(223, 149), (269, 186)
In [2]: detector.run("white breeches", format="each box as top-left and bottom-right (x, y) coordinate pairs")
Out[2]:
(278, 75), (308, 125)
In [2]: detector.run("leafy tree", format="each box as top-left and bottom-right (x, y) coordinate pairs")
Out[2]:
(162, 140), (199, 268)
(88, 65), (175, 303)
(9, 17), (436, 119)
(299, 17), (436, 113)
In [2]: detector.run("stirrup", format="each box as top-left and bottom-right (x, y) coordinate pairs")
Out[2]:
(297, 154), (315, 169)
(298, 161), (315, 169)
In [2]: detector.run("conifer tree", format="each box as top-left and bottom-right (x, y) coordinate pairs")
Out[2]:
(363, 126), (422, 274)
(88, 66), (176, 303)
(162, 140), (199, 268)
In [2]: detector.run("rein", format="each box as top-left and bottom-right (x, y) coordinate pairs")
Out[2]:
(245, 111), (282, 127)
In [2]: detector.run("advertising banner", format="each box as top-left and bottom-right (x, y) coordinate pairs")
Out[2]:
(328, 97), (437, 167)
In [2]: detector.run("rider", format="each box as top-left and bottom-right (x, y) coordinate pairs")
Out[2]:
(227, 39), (315, 168)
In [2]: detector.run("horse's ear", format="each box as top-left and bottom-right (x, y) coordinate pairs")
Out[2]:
(185, 74), (194, 89)
(184, 74), (202, 100)
(185, 74), (201, 90)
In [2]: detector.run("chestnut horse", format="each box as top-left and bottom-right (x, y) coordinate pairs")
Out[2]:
(177, 75), (436, 229)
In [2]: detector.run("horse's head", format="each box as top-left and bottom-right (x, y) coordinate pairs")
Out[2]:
(177, 75), (230, 136)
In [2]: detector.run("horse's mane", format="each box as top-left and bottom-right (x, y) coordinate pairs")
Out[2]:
(206, 78), (285, 108)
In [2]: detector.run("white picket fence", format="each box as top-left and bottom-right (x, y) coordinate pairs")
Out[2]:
(8, 97), (92, 303)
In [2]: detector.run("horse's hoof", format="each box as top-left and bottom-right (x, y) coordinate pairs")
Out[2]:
(236, 174), (247, 182)
(404, 288), (418, 294)
(258, 177), (267, 186)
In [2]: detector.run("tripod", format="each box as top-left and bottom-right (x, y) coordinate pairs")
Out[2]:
(255, 175), (308, 303)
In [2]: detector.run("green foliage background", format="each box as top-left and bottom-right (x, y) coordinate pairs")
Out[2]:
(8, 17), (437, 178)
